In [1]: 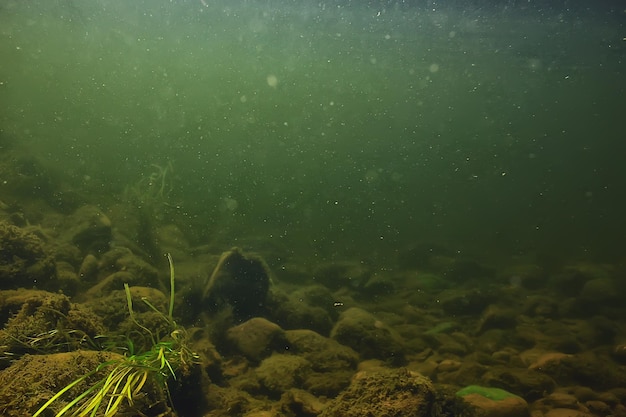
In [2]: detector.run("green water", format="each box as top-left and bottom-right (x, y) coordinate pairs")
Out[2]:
(1, 0), (625, 264)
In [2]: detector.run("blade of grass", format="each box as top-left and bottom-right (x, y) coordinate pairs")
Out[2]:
(166, 253), (175, 321)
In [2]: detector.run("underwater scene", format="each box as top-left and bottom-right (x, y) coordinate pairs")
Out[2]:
(0, 0), (625, 416)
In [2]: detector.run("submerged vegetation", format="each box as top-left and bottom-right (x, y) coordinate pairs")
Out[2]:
(33, 254), (198, 417)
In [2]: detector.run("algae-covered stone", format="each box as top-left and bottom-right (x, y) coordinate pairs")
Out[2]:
(457, 385), (522, 401)
(0, 221), (56, 290)
(226, 317), (287, 362)
(330, 307), (406, 365)
(320, 368), (435, 417)
(255, 354), (312, 395)
(0, 351), (173, 417)
(457, 385), (529, 417)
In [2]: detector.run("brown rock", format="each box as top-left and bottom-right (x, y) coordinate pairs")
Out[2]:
(462, 393), (529, 417)
(437, 359), (462, 372)
(319, 368), (435, 417)
(280, 388), (327, 416)
(544, 408), (594, 417)
(540, 392), (580, 409)
(476, 305), (518, 334)
(528, 352), (573, 372)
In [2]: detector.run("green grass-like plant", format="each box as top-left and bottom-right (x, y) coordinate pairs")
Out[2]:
(33, 253), (198, 417)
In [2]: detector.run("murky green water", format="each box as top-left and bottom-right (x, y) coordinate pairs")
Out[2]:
(1, 0), (624, 264)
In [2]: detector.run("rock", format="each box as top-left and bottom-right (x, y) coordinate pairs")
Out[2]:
(360, 272), (395, 296)
(476, 305), (518, 334)
(584, 400), (611, 415)
(64, 205), (112, 253)
(286, 329), (358, 372)
(500, 264), (546, 290)
(437, 359), (462, 372)
(155, 224), (191, 260)
(0, 289), (105, 362)
(268, 290), (334, 335)
(0, 221), (56, 290)
(423, 321), (459, 335)
(548, 263), (613, 298)
(424, 332), (469, 356)
(523, 295), (558, 318)
(320, 368), (436, 417)
(560, 353), (626, 390)
(330, 307), (406, 365)
(113, 252), (159, 287)
(226, 317), (288, 362)
(613, 344), (626, 364)
(434, 362), (489, 387)
(527, 352), (573, 373)
(0, 351), (173, 417)
(83, 285), (168, 330)
(78, 253), (99, 282)
(439, 288), (495, 316)
(482, 367), (556, 401)
(579, 278), (619, 304)
(543, 408), (595, 417)
(255, 354), (312, 395)
(397, 243), (453, 270)
(405, 271), (448, 291)
(541, 392), (580, 409)
(527, 350), (626, 390)
(203, 248), (272, 321)
(312, 261), (371, 290)
(55, 261), (80, 295)
(185, 327), (223, 383)
(444, 259), (495, 283)
(280, 388), (327, 416)
(285, 329), (358, 396)
(303, 369), (354, 397)
(456, 385), (529, 417)
(96, 247), (158, 287)
(85, 271), (135, 298)
(290, 285), (338, 314)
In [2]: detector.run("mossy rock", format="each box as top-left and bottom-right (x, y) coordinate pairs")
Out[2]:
(456, 385), (521, 401)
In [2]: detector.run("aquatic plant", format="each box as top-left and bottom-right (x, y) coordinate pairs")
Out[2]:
(124, 161), (174, 208)
(33, 254), (198, 417)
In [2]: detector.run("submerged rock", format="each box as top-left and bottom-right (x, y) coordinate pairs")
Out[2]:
(256, 354), (313, 396)
(226, 317), (288, 362)
(0, 289), (105, 362)
(330, 307), (406, 365)
(456, 385), (529, 417)
(320, 368), (436, 417)
(0, 350), (174, 417)
(203, 247), (272, 321)
(0, 221), (56, 290)
(63, 205), (112, 254)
